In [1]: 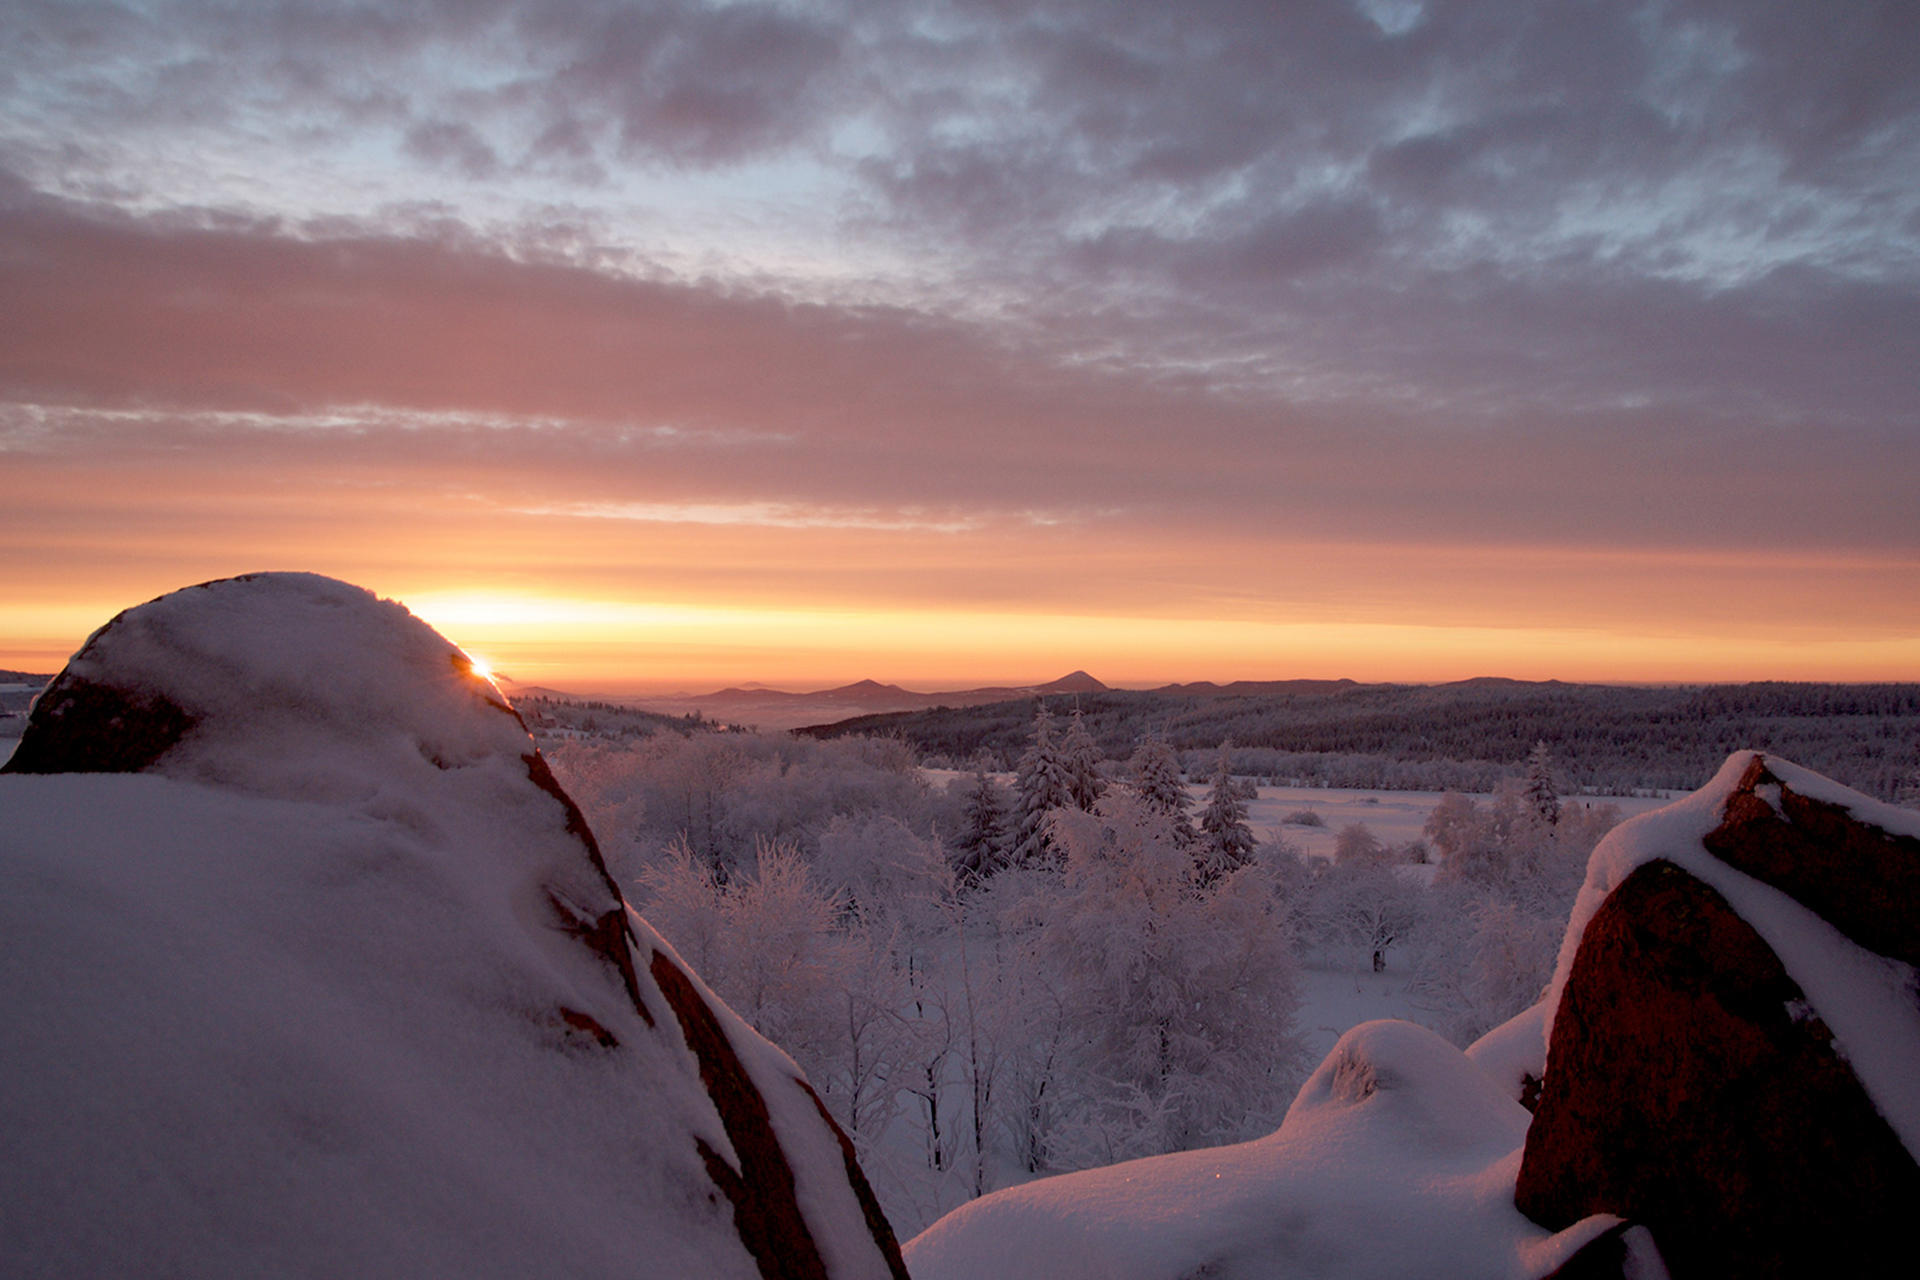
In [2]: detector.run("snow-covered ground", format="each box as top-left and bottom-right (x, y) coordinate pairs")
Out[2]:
(1247, 783), (1678, 862)
(905, 1018), (1633, 1280)
(905, 755), (1911, 1279)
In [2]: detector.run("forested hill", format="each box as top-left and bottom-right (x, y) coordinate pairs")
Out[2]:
(796, 679), (1920, 800)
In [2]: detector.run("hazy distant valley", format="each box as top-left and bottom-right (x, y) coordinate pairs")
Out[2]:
(530, 672), (1920, 803)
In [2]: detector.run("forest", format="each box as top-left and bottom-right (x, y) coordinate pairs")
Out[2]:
(545, 708), (1644, 1235)
(797, 679), (1920, 801)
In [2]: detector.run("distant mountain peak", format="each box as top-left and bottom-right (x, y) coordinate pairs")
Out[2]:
(1038, 670), (1107, 694)
(830, 678), (908, 696)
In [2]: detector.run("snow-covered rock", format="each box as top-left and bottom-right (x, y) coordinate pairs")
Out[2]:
(1514, 752), (1920, 1278)
(0, 573), (906, 1280)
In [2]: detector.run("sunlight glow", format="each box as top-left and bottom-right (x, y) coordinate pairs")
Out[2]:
(396, 590), (1920, 691)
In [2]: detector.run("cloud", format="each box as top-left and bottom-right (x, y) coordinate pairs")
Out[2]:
(1, 1), (1917, 678)
(403, 120), (503, 180)
(1, 176), (1914, 561)
(516, 500), (992, 534)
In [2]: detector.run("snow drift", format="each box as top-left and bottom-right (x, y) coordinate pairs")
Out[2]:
(0, 573), (906, 1280)
(905, 1017), (1630, 1279)
(907, 751), (1920, 1279)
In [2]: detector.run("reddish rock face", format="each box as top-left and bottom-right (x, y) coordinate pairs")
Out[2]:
(1515, 859), (1919, 1278)
(1702, 754), (1920, 969)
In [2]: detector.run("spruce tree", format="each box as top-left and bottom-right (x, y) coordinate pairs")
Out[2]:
(1061, 709), (1106, 812)
(1127, 736), (1192, 841)
(1524, 741), (1560, 828)
(1012, 706), (1070, 867)
(1197, 742), (1255, 881)
(955, 767), (1007, 882)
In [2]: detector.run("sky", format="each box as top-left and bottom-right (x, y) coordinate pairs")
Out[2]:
(2, 0), (1917, 691)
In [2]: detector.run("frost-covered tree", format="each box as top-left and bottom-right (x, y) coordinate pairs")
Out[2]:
(1126, 736), (1191, 837)
(546, 730), (938, 882)
(1896, 758), (1920, 811)
(1196, 743), (1255, 881)
(1421, 792), (1477, 861)
(1041, 796), (1306, 1163)
(638, 837), (912, 1150)
(1411, 791), (1623, 1044)
(1012, 707), (1071, 866)
(1060, 709), (1106, 813)
(1313, 859), (1424, 973)
(1333, 821), (1387, 866)
(813, 813), (948, 919)
(641, 837), (849, 1068)
(953, 768), (1008, 882)
(1524, 741), (1560, 828)
(1426, 788), (1521, 889)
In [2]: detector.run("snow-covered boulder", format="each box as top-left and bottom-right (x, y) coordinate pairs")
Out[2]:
(1514, 752), (1920, 1279)
(0, 573), (906, 1280)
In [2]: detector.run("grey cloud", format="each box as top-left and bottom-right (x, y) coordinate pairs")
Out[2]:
(13, 2), (1916, 223)
(403, 119), (501, 178)
(2, 0), (849, 168)
(2, 180), (1914, 557)
(545, 1), (844, 164)
(1070, 199), (1387, 291)
(1683, 0), (1920, 176)
(1, 3), (1916, 496)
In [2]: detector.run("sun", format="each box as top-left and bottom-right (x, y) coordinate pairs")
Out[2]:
(463, 653), (496, 683)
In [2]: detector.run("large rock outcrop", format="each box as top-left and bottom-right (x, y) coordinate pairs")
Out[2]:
(1515, 753), (1920, 1278)
(0, 573), (907, 1280)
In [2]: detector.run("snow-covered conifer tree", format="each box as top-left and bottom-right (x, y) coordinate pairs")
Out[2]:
(1524, 740), (1560, 827)
(954, 768), (1008, 882)
(1011, 706), (1070, 866)
(1060, 709), (1105, 813)
(1196, 743), (1255, 881)
(1127, 736), (1190, 838)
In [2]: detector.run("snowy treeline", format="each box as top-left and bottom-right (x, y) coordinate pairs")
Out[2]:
(514, 694), (706, 742)
(803, 680), (1920, 800)
(547, 719), (1621, 1234)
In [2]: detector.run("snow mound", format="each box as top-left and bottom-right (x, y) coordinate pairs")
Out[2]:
(906, 1020), (1621, 1280)
(0, 573), (905, 1280)
(1464, 1002), (1548, 1108)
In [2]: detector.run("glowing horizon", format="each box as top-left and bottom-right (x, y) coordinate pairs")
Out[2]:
(6, 577), (1915, 693)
